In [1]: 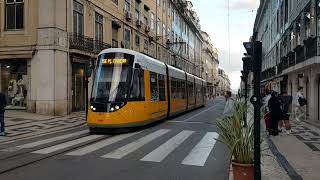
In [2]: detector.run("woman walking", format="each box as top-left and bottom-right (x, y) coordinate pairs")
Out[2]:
(268, 91), (282, 136)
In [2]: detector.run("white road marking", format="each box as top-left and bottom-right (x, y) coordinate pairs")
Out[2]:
(183, 104), (221, 122)
(66, 132), (140, 156)
(102, 129), (170, 159)
(141, 130), (194, 162)
(181, 132), (219, 166)
(32, 135), (103, 154)
(16, 130), (89, 149)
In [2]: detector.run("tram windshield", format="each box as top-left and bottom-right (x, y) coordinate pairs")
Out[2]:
(91, 52), (134, 103)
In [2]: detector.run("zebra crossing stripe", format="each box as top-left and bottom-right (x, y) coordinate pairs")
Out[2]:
(102, 129), (170, 159)
(32, 135), (103, 154)
(181, 132), (219, 166)
(66, 132), (141, 156)
(140, 130), (194, 162)
(17, 130), (89, 149)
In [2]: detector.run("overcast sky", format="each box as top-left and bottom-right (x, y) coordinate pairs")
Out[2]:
(191, 0), (259, 91)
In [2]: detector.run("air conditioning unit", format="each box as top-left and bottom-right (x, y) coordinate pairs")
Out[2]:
(125, 12), (132, 21)
(145, 25), (151, 32)
(136, 20), (142, 27)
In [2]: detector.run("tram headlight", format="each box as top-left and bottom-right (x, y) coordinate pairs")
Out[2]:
(93, 107), (96, 111)
(110, 107), (115, 112)
(90, 105), (94, 109)
(115, 105), (120, 110)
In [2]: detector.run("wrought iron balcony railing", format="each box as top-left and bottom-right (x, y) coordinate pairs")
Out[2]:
(69, 33), (94, 52)
(69, 33), (111, 54)
(93, 40), (111, 54)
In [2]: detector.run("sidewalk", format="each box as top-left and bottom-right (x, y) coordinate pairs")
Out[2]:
(268, 120), (320, 180)
(229, 118), (320, 180)
(0, 110), (86, 144)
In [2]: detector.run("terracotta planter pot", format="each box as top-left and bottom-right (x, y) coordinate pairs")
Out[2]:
(232, 162), (254, 180)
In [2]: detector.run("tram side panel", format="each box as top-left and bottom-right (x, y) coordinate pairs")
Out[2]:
(169, 77), (187, 116)
(186, 74), (196, 110)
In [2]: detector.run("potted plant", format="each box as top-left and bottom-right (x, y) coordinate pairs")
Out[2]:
(215, 98), (254, 180)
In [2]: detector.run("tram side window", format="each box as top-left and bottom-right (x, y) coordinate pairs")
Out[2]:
(150, 72), (158, 101)
(171, 77), (177, 99)
(129, 69), (145, 101)
(158, 74), (166, 101)
(188, 81), (194, 98)
(176, 79), (181, 99)
(181, 80), (186, 99)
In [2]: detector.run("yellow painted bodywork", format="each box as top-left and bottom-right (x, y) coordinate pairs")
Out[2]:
(87, 69), (206, 128)
(87, 70), (168, 127)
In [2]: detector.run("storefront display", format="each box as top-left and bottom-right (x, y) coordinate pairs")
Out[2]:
(0, 60), (28, 109)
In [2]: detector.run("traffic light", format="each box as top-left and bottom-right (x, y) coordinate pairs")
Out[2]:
(242, 41), (262, 73)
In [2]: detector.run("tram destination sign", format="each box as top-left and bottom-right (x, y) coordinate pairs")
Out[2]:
(102, 58), (128, 65)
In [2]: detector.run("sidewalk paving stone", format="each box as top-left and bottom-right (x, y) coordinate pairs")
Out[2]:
(0, 111), (86, 144)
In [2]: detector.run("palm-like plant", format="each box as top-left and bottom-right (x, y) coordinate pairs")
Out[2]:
(215, 98), (254, 164)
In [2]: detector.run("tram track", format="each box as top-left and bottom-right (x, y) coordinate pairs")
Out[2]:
(0, 133), (114, 175)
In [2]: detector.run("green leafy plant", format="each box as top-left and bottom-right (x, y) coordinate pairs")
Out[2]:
(215, 98), (254, 164)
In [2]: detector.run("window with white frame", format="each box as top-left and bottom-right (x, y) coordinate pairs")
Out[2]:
(151, 12), (155, 30)
(73, 1), (84, 35)
(112, 0), (118, 5)
(163, 24), (166, 37)
(124, 0), (130, 12)
(157, 18), (160, 35)
(5, 0), (24, 30)
(95, 12), (103, 41)
(124, 28), (131, 49)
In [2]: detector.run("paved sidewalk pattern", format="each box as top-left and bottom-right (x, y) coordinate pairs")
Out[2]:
(291, 121), (320, 152)
(270, 120), (320, 180)
(0, 111), (86, 144)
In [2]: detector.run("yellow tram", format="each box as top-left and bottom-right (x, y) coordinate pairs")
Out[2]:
(87, 48), (207, 132)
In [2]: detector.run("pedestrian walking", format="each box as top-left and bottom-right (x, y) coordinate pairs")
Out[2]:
(0, 91), (7, 136)
(295, 87), (307, 122)
(268, 91), (282, 136)
(223, 91), (235, 117)
(280, 91), (293, 134)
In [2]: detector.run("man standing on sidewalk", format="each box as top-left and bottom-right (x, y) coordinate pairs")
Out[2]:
(223, 91), (235, 117)
(0, 91), (7, 136)
(295, 87), (307, 122)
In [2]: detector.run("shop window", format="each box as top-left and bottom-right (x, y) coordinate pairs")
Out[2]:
(73, 1), (84, 35)
(158, 74), (166, 101)
(129, 69), (145, 101)
(0, 61), (28, 108)
(5, 0), (24, 30)
(150, 72), (158, 101)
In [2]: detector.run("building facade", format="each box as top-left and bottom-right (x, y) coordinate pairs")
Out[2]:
(254, 0), (320, 122)
(201, 31), (219, 98)
(217, 68), (230, 96)
(0, 0), (206, 115)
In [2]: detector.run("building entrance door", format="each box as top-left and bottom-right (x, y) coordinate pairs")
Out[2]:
(72, 63), (86, 111)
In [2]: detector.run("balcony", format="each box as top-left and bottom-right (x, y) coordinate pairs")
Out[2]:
(305, 37), (317, 59)
(69, 33), (111, 54)
(93, 40), (111, 54)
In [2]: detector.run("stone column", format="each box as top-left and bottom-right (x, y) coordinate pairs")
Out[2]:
(28, 0), (69, 115)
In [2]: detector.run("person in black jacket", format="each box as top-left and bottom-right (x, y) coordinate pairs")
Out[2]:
(268, 91), (282, 136)
(0, 92), (7, 136)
